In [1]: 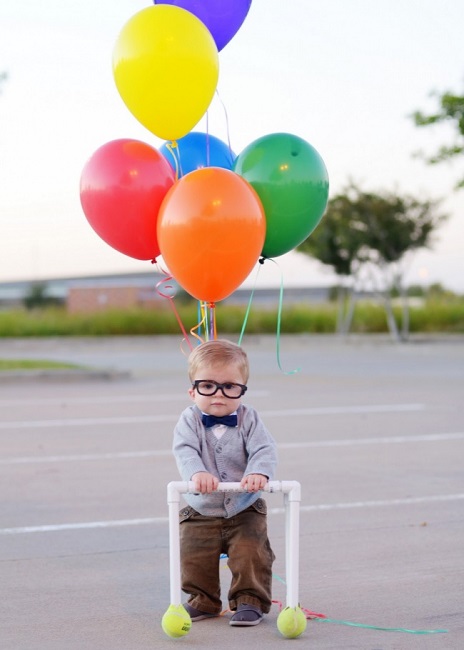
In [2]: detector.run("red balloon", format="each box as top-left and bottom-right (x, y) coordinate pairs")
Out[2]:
(158, 167), (266, 302)
(80, 139), (175, 260)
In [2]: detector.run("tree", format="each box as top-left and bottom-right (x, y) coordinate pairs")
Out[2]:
(296, 189), (366, 334)
(0, 71), (7, 93)
(23, 283), (62, 310)
(412, 86), (464, 189)
(297, 184), (447, 339)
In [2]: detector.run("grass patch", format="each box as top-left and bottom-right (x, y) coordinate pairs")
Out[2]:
(0, 359), (84, 371)
(0, 298), (462, 337)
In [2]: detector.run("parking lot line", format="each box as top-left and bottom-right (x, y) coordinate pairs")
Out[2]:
(1, 493), (463, 536)
(1, 430), (463, 465)
(0, 402), (425, 429)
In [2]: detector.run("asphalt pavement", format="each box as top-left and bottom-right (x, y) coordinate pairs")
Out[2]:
(0, 334), (463, 649)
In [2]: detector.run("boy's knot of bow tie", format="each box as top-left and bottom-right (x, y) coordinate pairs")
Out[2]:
(201, 414), (238, 428)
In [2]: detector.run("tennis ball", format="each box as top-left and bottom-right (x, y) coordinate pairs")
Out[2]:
(277, 606), (307, 638)
(161, 604), (192, 638)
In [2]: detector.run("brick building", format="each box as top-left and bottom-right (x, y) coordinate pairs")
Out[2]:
(0, 272), (330, 313)
(67, 278), (167, 313)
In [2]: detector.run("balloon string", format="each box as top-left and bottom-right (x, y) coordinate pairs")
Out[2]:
(270, 258), (300, 375)
(214, 88), (235, 166)
(154, 274), (193, 352)
(219, 559), (447, 636)
(197, 301), (202, 339)
(203, 302), (209, 340)
(194, 302), (217, 342)
(272, 599), (325, 619)
(258, 258), (300, 375)
(205, 112), (211, 167)
(311, 616), (448, 635)
(237, 262), (261, 347)
(165, 141), (181, 179)
(190, 304), (206, 346)
(271, 600), (447, 636)
(209, 302), (217, 340)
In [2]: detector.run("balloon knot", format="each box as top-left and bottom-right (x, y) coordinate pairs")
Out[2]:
(259, 257), (266, 265)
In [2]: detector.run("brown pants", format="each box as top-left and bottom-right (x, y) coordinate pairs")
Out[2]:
(179, 498), (275, 615)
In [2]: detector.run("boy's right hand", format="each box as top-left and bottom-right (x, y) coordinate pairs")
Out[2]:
(192, 472), (219, 494)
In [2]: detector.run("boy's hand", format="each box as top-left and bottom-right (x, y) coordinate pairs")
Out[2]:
(240, 473), (268, 492)
(192, 471), (219, 494)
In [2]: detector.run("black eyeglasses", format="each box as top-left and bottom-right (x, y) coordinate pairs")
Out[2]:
(192, 380), (247, 399)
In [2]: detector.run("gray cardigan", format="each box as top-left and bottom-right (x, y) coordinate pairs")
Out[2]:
(172, 404), (278, 518)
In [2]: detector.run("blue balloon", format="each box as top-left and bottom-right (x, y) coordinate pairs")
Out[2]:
(159, 132), (236, 177)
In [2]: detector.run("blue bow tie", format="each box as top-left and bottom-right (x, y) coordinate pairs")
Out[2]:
(202, 413), (238, 428)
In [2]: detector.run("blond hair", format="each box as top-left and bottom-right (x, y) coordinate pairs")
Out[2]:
(188, 339), (249, 384)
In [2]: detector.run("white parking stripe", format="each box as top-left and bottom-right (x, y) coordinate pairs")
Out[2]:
(0, 403), (425, 430)
(0, 391), (270, 407)
(0, 414), (179, 429)
(278, 431), (464, 449)
(295, 492), (464, 514)
(0, 517), (167, 535)
(1, 431), (463, 465)
(2, 493), (463, 535)
(263, 403), (425, 417)
(1, 450), (172, 465)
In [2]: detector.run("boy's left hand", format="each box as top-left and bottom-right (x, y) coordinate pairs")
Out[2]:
(240, 473), (268, 492)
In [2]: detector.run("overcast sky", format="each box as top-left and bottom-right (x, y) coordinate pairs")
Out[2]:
(1, 0), (463, 291)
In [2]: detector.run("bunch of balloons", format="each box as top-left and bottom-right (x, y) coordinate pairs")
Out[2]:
(80, 0), (329, 305)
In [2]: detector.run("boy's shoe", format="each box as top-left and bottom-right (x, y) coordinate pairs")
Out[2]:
(183, 602), (219, 622)
(229, 603), (263, 626)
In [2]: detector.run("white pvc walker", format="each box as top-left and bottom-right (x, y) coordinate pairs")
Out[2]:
(167, 480), (302, 609)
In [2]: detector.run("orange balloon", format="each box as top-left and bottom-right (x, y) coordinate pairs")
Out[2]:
(158, 168), (266, 302)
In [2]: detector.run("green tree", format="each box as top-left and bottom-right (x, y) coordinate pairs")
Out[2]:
(412, 86), (464, 189)
(23, 283), (62, 310)
(0, 71), (7, 93)
(296, 188), (366, 334)
(297, 184), (447, 339)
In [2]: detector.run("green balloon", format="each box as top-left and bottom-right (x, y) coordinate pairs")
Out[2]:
(234, 133), (329, 258)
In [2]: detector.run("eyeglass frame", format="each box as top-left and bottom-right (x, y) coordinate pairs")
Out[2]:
(192, 379), (248, 399)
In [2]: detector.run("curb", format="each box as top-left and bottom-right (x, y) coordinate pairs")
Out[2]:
(0, 368), (131, 383)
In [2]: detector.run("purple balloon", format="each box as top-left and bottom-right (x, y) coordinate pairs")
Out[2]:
(154, 0), (252, 52)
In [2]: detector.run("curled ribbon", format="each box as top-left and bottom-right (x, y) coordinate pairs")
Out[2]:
(238, 257), (300, 375)
(155, 274), (193, 352)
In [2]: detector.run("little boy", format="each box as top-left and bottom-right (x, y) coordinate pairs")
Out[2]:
(172, 339), (278, 626)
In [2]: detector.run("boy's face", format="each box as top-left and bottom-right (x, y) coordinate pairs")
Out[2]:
(188, 362), (247, 416)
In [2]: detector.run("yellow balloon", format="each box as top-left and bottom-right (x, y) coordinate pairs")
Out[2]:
(113, 5), (219, 141)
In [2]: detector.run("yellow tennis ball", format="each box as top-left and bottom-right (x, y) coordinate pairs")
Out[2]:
(161, 604), (192, 638)
(277, 606), (307, 638)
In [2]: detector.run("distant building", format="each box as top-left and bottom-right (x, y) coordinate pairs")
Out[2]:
(0, 272), (331, 312)
(0, 272), (163, 311)
(67, 273), (168, 313)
